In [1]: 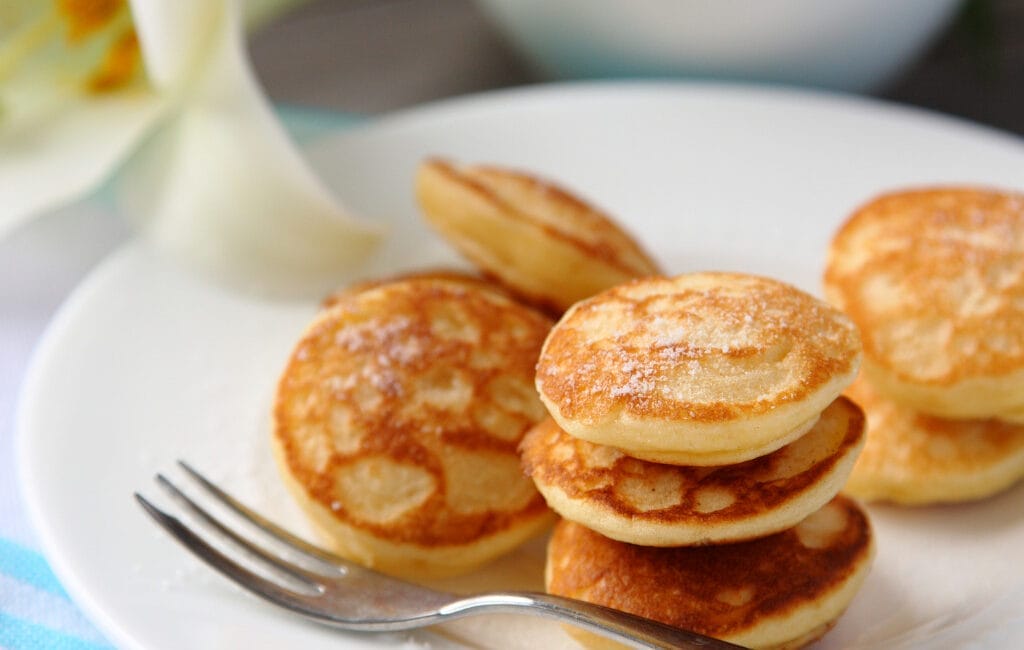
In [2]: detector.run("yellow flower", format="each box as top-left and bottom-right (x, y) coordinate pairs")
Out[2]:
(1, 0), (382, 296)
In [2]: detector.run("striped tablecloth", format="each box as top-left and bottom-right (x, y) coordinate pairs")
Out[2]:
(0, 108), (359, 649)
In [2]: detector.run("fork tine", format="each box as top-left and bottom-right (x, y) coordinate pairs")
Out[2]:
(135, 494), (332, 619)
(154, 474), (322, 590)
(177, 460), (347, 572)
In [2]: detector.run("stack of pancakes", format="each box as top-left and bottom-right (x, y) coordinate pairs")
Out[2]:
(274, 160), (879, 647)
(526, 272), (876, 649)
(825, 187), (1024, 505)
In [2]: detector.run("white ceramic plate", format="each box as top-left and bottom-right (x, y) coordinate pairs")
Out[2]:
(18, 83), (1024, 649)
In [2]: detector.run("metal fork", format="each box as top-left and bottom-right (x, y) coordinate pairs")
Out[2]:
(136, 461), (746, 649)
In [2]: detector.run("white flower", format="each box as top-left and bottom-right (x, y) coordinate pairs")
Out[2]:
(0, 0), (382, 296)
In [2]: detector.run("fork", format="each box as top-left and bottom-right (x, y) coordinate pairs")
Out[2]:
(136, 461), (745, 649)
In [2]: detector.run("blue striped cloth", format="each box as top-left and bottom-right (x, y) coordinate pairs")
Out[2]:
(0, 540), (109, 650)
(0, 107), (360, 649)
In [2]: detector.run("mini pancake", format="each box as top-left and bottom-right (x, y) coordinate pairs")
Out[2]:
(824, 187), (1024, 418)
(521, 397), (864, 546)
(546, 496), (875, 650)
(996, 405), (1024, 425)
(273, 278), (555, 578)
(536, 273), (862, 466)
(320, 268), (504, 310)
(843, 375), (1024, 505)
(415, 158), (661, 313)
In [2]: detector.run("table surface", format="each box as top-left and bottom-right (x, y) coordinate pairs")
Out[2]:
(2, 1), (1023, 648)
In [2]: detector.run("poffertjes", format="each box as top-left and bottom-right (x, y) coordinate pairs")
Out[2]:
(546, 497), (875, 650)
(824, 187), (1024, 419)
(535, 273), (862, 466)
(844, 375), (1024, 505)
(415, 159), (661, 313)
(320, 268), (505, 310)
(521, 397), (864, 546)
(273, 278), (555, 578)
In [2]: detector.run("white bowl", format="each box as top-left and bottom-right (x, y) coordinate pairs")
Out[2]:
(476, 0), (963, 92)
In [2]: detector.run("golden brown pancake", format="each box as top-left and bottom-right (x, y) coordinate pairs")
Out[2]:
(824, 187), (1024, 418)
(521, 397), (865, 546)
(320, 268), (503, 310)
(415, 158), (661, 313)
(996, 405), (1024, 425)
(536, 273), (862, 466)
(273, 278), (555, 578)
(546, 496), (874, 650)
(844, 375), (1024, 505)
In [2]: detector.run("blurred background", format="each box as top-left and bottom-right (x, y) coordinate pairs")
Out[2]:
(250, 0), (1024, 136)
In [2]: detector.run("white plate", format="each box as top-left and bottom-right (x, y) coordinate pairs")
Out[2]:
(18, 82), (1024, 649)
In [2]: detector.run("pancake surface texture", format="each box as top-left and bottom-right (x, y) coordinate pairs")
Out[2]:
(521, 397), (864, 546)
(320, 268), (503, 310)
(273, 278), (554, 578)
(415, 159), (661, 312)
(536, 273), (862, 465)
(546, 496), (874, 650)
(844, 376), (1024, 505)
(824, 187), (1024, 418)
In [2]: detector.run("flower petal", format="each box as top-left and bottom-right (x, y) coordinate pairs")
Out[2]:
(0, 90), (164, 237)
(117, 0), (383, 297)
(0, 1), (161, 236)
(128, 0), (219, 91)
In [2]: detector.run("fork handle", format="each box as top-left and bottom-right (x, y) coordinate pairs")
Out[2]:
(437, 591), (746, 649)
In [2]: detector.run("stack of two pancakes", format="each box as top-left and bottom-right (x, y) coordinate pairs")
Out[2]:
(523, 273), (875, 649)
(826, 188), (1024, 505)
